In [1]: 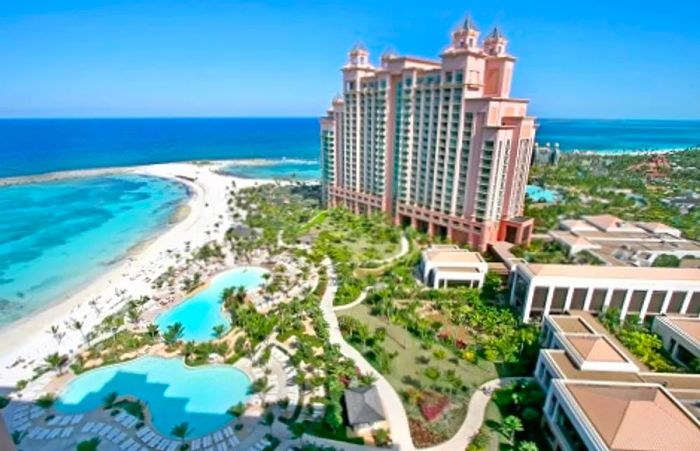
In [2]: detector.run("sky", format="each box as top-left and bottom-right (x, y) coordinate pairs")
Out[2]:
(1, 0), (699, 119)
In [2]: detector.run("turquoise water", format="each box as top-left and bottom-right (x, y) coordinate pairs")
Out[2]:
(0, 175), (188, 328)
(526, 185), (560, 203)
(221, 159), (320, 181)
(55, 356), (250, 438)
(156, 267), (267, 342)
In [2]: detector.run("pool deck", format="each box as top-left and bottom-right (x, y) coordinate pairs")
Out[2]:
(4, 346), (298, 451)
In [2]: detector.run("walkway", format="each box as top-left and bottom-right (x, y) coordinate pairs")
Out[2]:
(320, 259), (414, 450)
(320, 257), (530, 451)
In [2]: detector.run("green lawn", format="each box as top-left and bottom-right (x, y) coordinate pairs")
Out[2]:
(339, 304), (499, 446)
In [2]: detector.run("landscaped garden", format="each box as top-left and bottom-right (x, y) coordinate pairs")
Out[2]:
(510, 239), (604, 265)
(526, 147), (700, 240)
(337, 250), (540, 448)
(598, 308), (698, 372)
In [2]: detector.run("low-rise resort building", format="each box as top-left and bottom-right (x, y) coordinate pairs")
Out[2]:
(535, 313), (700, 451)
(509, 262), (700, 322)
(551, 214), (700, 266)
(420, 245), (488, 288)
(652, 316), (700, 368)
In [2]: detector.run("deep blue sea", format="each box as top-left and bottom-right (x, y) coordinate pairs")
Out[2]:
(1, 118), (699, 179)
(1, 117), (699, 327)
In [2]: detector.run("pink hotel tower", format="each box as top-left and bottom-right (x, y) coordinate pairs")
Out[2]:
(321, 18), (536, 251)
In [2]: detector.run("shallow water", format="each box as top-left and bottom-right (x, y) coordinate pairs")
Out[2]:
(221, 159), (320, 181)
(0, 175), (188, 328)
(55, 356), (251, 438)
(155, 266), (268, 342)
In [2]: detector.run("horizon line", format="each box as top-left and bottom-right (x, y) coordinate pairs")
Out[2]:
(1, 115), (700, 122)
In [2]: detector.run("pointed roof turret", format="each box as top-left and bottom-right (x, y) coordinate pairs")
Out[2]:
(487, 26), (505, 40)
(463, 14), (478, 32)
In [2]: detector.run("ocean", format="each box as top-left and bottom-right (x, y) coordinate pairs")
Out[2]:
(1, 118), (699, 180)
(0, 175), (188, 328)
(1, 117), (699, 327)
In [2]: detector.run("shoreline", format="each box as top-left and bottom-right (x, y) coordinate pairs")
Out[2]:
(0, 157), (318, 187)
(0, 173), (193, 334)
(0, 161), (269, 386)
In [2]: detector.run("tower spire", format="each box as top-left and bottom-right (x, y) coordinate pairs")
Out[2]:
(463, 14), (478, 32)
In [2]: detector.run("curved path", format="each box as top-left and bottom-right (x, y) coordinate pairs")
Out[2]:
(320, 257), (530, 451)
(321, 259), (414, 450)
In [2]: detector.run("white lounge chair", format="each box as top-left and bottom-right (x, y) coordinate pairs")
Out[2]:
(71, 414), (83, 425)
(120, 438), (136, 450)
(62, 427), (74, 438)
(114, 431), (128, 444)
(190, 438), (201, 450)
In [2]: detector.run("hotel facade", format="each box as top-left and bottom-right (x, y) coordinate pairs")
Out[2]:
(321, 18), (536, 251)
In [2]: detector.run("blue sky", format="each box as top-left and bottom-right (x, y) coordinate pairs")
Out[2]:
(1, 0), (699, 119)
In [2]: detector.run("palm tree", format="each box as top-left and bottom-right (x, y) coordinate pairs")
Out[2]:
(102, 392), (119, 410)
(127, 305), (142, 324)
(146, 323), (160, 340)
(71, 319), (88, 345)
(44, 352), (66, 375)
(502, 415), (524, 445)
(183, 341), (197, 361)
(171, 422), (192, 450)
(47, 325), (64, 346)
(517, 441), (539, 451)
(163, 322), (185, 345)
(35, 393), (56, 409)
(261, 410), (275, 433)
(88, 299), (101, 315)
(212, 324), (226, 339)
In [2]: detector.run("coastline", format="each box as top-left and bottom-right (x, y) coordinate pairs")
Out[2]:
(0, 157), (317, 187)
(0, 161), (269, 386)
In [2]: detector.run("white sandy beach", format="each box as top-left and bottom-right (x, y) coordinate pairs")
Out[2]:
(0, 161), (268, 388)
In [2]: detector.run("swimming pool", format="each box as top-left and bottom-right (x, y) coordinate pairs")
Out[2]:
(526, 185), (560, 203)
(55, 356), (251, 438)
(156, 266), (267, 342)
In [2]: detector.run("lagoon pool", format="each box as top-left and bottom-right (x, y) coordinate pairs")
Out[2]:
(55, 356), (250, 438)
(526, 185), (560, 203)
(156, 266), (267, 342)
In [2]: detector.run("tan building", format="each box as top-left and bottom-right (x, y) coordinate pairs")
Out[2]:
(552, 214), (700, 266)
(509, 262), (700, 322)
(535, 313), (700, 451)
(321, 17), (536, 251)
(652, 316), (700, 368)
(419, 245), (488, 288)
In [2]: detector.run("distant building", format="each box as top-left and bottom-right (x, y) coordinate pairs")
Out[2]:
(551, 214), (700, 266)
(344, 385), (387, 433)
(321, 16), (536, 251)
(535, 313), (700, 451)
(509, 262), (700, 322)
(420, 245), (488, 288)
(532, 142), (561, 166)
(652, 316), (700, 368)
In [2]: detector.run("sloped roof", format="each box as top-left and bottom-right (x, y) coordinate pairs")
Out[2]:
(567, 336), (627, 363)
(462, 15), (478, 31)
(345, 385), (385, 426)
(567, 384), (700, 450)
(583, 214), (622, 231)
(423, 249), (484, 265)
